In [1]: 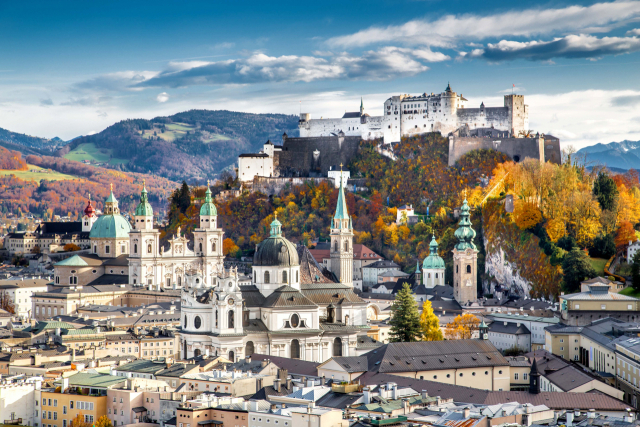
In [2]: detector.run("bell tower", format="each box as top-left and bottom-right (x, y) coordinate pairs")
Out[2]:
(452, 197), (478, 304)
(330, 165), (354, 288)
(194, 181), (225, 285)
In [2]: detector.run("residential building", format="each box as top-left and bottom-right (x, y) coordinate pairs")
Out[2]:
(40, 373), (126, 427)
(396, 205), (415, 224)
(310, 243), (383, 290)
(560, 284), (640, 326)
(487, 321), (531, 352)
(0, 375), (41, 427)
(179, 370), (275, 397)
(0, 278), (49, 319)
(628, 240), (640, 261)
(362, 260), (400, 288)
(377, 270), (409, 283)
(106, 378), (175, 427)
(327, 165), (350, 189)
(486, 312), (559, 350)
(581, 277), (624, 293)
(317, 340), (511, 391)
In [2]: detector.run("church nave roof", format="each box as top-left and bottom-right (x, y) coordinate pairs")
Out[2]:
(262, 285), (317, 308)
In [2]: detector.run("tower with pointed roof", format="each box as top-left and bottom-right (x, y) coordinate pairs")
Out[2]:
(360, 97), (364, 116)
(452, 198), (478, 304)
(81, 194), (97, 232)
(422, 235), (445, 288)
(129, 182), (161, 286)
(194, 181), (225, 284)
(330, 168), (354, 288)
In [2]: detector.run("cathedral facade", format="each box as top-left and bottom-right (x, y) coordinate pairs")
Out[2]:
(180, 177), (369, 363)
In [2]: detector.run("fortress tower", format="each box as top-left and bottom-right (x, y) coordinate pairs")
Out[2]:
(452, 198), (478, 304)
(504, 94), (529, 137)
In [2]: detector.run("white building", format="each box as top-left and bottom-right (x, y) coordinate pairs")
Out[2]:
(486, 312), (559, 350)
(628, 240), (640, 261)
(396, 205), (414, 224)
(362, 260), (400, 288)
(421, 236), (445, 289)
(0, 279), (49, 319)
(0, 376), (41, 427)
(238, 141), (281, 182)
(299, 85), (529, 144)
(487, 320), (531, 352)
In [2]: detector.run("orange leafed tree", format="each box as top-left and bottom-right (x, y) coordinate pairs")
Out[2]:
(514, 201), (542, 230)
(63, 243), (81, 252)
(545, 218), (566, 243)
(445, 313), (480, 340)
(222, 238), (240, 257)
(615, 221), (637, 248)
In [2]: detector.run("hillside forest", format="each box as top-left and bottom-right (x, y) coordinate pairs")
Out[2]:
(56, 111), (299, 182)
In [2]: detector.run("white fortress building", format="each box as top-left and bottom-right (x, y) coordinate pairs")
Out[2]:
(299, 84), (529, 143)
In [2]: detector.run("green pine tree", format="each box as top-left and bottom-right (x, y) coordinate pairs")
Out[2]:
(389, 283), (421, 342)
(593, 171), (619, 211)
(562, 247), (597, 293)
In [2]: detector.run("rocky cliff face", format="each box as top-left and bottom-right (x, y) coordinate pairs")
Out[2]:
(483, 235), (532, 298)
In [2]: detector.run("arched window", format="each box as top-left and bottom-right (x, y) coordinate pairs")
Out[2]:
(264, 271), (270, 284)
(74, 277), (78, 284)
(334, 241), (338, 251)
(147, 244), (152, 254)
(228, 350), (235, 362)
(212, 242), (216, 252)
(228, 310), (234, 328)
(194, 349), (201, 357)
(194, 316), (202, 329)
(435, 273), (439, 278)
(291, 339), (300, 359)
(215, 310), (218, 328)
(178, 276), (182, 286)
(428, 273), (431, 278)
(344, 241), (348, 252)
(69, 277), (73, 285)
(134, 244), (137, 254)
(283, 271), (288, 283)
(94, 246), (97, 253)
(466, 265), (471, 273)
(199, 243), (203, 252)
(246, 341), (255, 357)
(333, 338), (343, 357)
(183, 316), (187, 328)
(254, 271), (256, 282)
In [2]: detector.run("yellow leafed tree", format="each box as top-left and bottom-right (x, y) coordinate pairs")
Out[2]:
(419, 300), (443, 341)
(514, 201), (542, 230)
(445, 313), (480, 340)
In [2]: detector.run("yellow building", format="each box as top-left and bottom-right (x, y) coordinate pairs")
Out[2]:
(39, 373), (126, 427)
(560, 285), (640, 326)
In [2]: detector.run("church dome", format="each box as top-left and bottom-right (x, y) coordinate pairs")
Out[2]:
(90, 189), (131, 238)
(253, 215), (299, 267)
(83, 197), (95, 217)
(422, 235), (445, 270)
(200, 185), (217, 216)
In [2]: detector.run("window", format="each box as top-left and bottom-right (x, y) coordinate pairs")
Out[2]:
(264, 271), (270, 283)
(148, 244), (152, 254)
(53, 413), (57, 421)
(106, 245), (110, 254)
(228, 310), (234, 328)
(63, 407), (67, 415)
(134, 244), (137, 253)
(121, 245), (125, 253)
(514, 373), (519, 380)
(524, 373), (528, 380)
(601, 304), (606, 309)
(282, 271), (287, 283)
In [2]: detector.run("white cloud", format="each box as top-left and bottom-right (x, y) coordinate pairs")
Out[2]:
(156, 92), (169, 103)
(627, 28), (640, 35)
(327, 1), (640, 48)
(470, 34), (640, 61)
(72, 70), (159, 93)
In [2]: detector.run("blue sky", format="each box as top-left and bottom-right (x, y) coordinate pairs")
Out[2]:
(1, 0), (640, 149)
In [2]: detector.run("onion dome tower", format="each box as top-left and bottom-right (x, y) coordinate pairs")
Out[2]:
(82, 194), (97, 232)
(452, 198), (478, 304)
(89, 184), (131, 258)
(422, 235), (445, 288)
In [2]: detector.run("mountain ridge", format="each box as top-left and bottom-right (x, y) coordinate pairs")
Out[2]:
(577, 139), (640, 170)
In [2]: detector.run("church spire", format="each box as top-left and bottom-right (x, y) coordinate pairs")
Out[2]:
(135, 180), (153, 217)
(334, 164), (350, 223)
(270, 212), (282, 237)
(454, 198), (476, 250)
(360, 97), (364, 115)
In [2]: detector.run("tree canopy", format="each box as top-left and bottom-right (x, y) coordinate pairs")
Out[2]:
(419, 300), (443, 341)
(389, 283), (421, 342)
(562, 247), (597, 293)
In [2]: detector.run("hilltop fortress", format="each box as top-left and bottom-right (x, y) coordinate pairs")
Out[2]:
(299, 83), (529, 144)
(237, 84), (561, 184)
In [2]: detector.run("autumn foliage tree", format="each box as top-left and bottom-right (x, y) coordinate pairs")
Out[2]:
(63, 243), (81, 252)
(419, 300), (443, 341)
(96, 415), (113, 427)
(70, 413), (91, 427)
(445, 313), (480, 340)
(514, 201), (542, 230)
(222, 238), (241, 258)
(615, 221), (637, 249)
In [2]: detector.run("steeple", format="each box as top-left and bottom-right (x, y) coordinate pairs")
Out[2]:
(333, 164), (350, 226)
(454, 198), (477, 251)
(529, 358), (541, 394)
(104, 184), (120, 215)
(360, 97), (364, 116)
(200, 180), (217, 217)
(135, 180), (153, 217)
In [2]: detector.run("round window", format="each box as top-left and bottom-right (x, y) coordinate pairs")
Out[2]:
(194, 316), (202, 329)
(229, 282), (233, 287)
(291, 314), (299, 328)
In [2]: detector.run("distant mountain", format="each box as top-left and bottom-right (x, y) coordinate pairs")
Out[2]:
(0, 127), (63, 153)
(577, 140), (640, 170)
(55, 110), (299, 182)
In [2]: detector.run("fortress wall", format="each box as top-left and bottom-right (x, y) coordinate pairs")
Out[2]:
(448, 136), (545, 166)
(456, 107), (511, 131)
(543, 137), (562, 164)
(275, 136), (361, 176)
(248, 177), (334, 196)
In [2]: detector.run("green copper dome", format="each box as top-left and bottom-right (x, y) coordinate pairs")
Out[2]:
(454, 199), (477, 251)
(422, 235), (445, 270)
(90, 191), (131, 238)
(134, 182), (153, 217)
(253, 213), (299, 267)
(200, 185), (217, 216)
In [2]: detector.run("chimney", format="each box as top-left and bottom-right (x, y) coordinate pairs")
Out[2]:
(286, 376), (292, 390)
(363, 387), (371, 404)
(274, 378), (281, 393)
(403, 399), (409, 415)
(566, 412), (574, 426)
(250, 400), (259, 411)
(391, 383), (398, 400)
(463, 407), (471, 418)
(261, 359), (268, 368)
(270, 404), (276, 412)
(587, 410), (595, 419)
(421, 390), (428, 399)
(181, 395), (186, 406)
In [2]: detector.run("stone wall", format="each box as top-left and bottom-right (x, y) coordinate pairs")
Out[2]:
(275, 135), (361, 177)
(448, 135), (557, 166)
